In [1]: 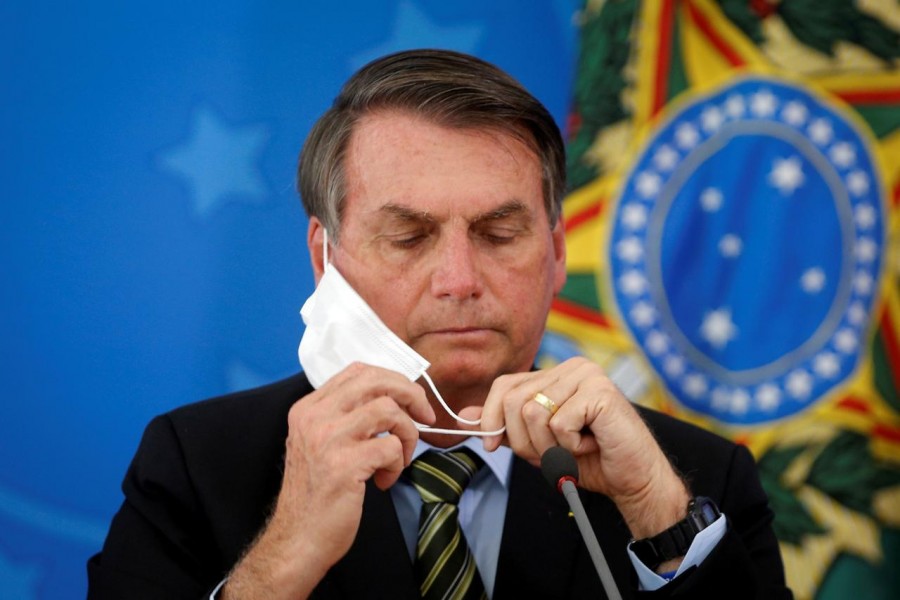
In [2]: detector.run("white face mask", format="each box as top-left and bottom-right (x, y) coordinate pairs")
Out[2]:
(298, 230), (504, 437)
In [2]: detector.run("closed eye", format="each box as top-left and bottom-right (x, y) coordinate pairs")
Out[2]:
(391, 233), (428, 248)
(480, 229), (518, 245)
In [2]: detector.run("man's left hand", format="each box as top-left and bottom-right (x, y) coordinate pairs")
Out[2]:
(474, 357), (690, 540)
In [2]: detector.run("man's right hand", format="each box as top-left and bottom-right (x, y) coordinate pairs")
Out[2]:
(221, 363), (435, 600)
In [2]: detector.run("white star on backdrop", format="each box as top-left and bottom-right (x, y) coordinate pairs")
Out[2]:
(619, 270), (648, 296)
(350, 0), (483, 68)
(750, 89), (777, 117)
(855, 238), (878, 263)
(847, 171), (871, 197)
(769, 156), (805, 195)
(786, 370), (813, 399)
(653, 145), (679, 171)
(700, 187), (723, 212)
(700, 106), (724, 132)
(683, 373), (709, 398)
(835, 328), (859, 353)
(854, 203), (877, 229)
(158, 107), (269, 217)
(829, 142), (856, 168)
(800, 267), (826, 293)
(854, 271), (875, 295)
(630, 302), (657, 327)
(808, 118), (834, 145)
(813, 352), (841, 379)
(781, 100), (808, 126)
(645, 330), (670, 355)
(718, 234), (742, 258)
(725, 94), (745, 119)
(848, 302), (867, 325)
(663, 355), (686, 377)
(700, 307), (739, 349)
(636, 171), (662, 198)
(730, 389), (751, 415)
(616, 237), (644, 263)
(620, 204), (649, 230)
(755, 384), (782, 411)
(675, 123), (700, 149)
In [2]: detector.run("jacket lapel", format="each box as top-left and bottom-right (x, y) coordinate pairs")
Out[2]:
(324, 481), (418, 598)
(319, 457), (634, 599)
(492, 456), (593, 598)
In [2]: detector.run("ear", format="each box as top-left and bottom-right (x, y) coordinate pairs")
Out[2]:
(551, 217), (567, 295)
(307, 217), (327, 284)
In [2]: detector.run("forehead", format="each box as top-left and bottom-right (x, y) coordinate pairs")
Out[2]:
(342, 110), (543, 220)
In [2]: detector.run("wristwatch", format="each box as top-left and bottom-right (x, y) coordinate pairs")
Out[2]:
(630, 496), (721, 570)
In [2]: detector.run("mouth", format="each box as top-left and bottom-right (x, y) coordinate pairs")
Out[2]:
(418, 327), (499, 344)
(433, 326), (487, 333)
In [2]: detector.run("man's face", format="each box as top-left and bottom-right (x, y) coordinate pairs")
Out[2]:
(312, 110), (566, 396)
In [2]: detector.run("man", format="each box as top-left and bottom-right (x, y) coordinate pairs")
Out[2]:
(88, 50), (791, 599)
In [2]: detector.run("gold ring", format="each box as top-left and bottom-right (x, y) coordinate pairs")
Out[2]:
(532, 392), (558, 415)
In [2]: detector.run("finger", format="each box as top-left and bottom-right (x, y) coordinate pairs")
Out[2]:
(454, 405), (484, 434)
(359, 435), (407, 490)
(314, 363), (436, 424)
(520, 393), (560, 457)
(549, 382), (612, 456)
(532, 357), (611, 451)
(339, 395), (421, 465)
(480, 372), (529, 451)
(495, 376), (555, 462)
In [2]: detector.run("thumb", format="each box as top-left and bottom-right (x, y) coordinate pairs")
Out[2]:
(456, 405), (505, 452)
(456, 405), (483, 429)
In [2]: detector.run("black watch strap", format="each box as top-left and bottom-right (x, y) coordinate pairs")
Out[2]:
(630, 496), (721, 570)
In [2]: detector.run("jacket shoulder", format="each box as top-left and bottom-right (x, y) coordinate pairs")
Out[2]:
(636, 405), (736, 453)
(167, 372), (313, 426)
(157, 372), (314, 489)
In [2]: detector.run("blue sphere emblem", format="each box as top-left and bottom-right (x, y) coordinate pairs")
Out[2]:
(610, 76), (885, 425)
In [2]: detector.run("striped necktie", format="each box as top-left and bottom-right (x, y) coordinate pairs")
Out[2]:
(406, 448), (487, 600)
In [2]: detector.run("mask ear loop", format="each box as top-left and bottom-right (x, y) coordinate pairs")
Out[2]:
(322, 227), (330, 266)
(414, 372), (506, 437)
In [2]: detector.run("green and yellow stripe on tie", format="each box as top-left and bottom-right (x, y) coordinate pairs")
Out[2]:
(407, 449), (486, 600)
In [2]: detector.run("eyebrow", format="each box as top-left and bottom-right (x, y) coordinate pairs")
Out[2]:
(470, 200), (530, 225)
(377, 200), (530, 224)
(378, 203), (436, 223)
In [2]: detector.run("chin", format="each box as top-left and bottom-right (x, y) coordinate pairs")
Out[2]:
(426, 354), (530, 390)
(426, 360), (501, 390)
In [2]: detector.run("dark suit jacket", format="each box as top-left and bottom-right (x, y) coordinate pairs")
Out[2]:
(87, 373), (792, 599)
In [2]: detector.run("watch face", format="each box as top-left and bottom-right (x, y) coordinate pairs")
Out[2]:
(699, 502), (719, 522)
(693, 496), (721, 525)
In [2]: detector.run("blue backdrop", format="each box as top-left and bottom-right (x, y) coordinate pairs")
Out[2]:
(1, 1), (578, 597)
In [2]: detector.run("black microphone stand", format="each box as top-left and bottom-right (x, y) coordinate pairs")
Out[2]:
(541, 446), (624, 600)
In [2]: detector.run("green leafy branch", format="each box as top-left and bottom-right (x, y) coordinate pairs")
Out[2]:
(806, 430), (900, 516)
(717, 0), (900, 63)
(758, 443), (828, 545)
(758, 430), (900, 546)
(567, 0), (637, 191)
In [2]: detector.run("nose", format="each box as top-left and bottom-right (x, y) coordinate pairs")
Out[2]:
(429, 231), (483, 300)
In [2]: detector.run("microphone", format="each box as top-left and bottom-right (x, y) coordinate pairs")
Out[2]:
(541, 446), (623, 600)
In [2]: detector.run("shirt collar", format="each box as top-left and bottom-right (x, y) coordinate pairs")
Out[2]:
(413, 437), (514, 489)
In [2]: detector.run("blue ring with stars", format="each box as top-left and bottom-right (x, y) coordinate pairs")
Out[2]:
(609, 76), (885, 425)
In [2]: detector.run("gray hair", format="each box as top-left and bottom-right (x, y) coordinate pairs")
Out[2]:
(297, 49), (565, 241)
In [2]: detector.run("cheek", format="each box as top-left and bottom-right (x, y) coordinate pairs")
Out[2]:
(489, 255), (556, 318)
(364, 276), (426, 336)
